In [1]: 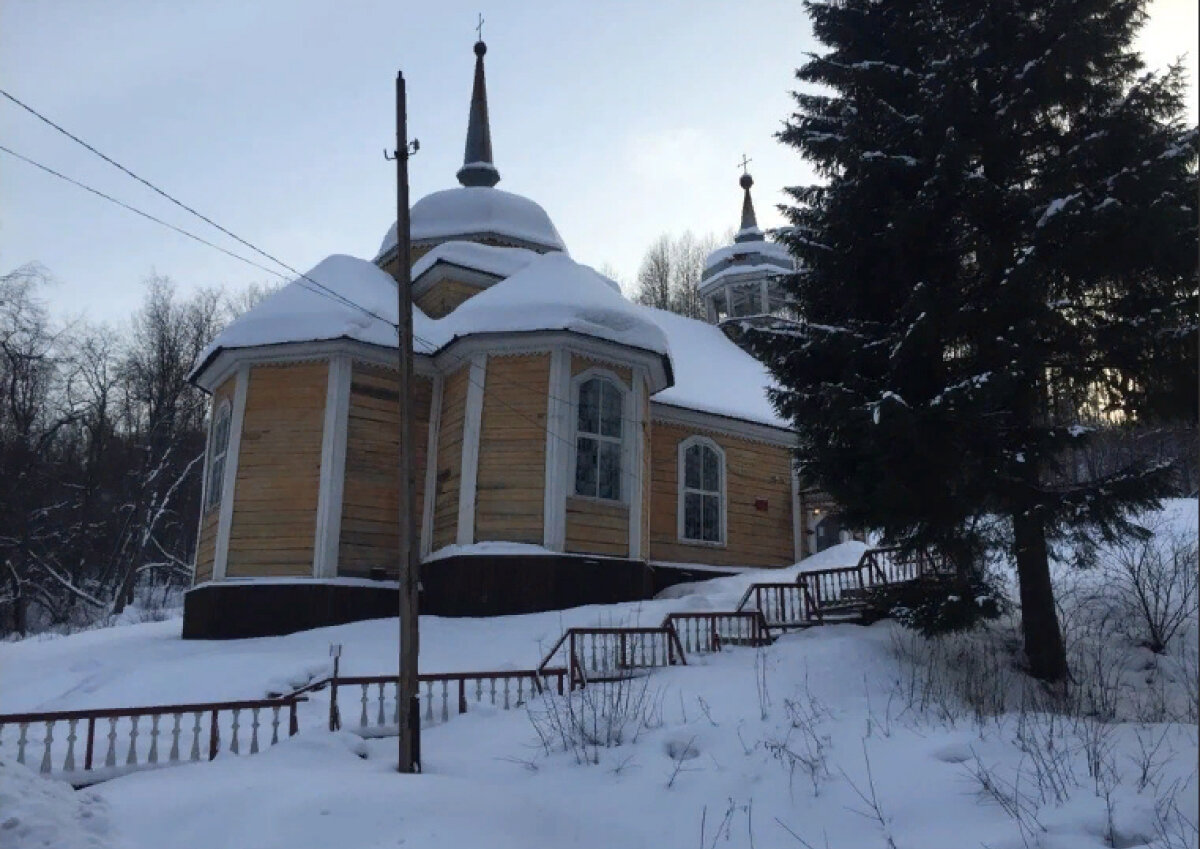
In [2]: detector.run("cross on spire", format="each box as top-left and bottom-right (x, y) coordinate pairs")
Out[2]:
(738, 153), (752, 175)
(475, 13), (485, 41)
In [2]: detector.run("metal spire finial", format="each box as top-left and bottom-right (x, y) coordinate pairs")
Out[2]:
(457, 29), (500, 188)
(734, 155), (762, 242)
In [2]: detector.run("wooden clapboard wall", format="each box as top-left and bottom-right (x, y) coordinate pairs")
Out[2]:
(431, 366), (469, 551)
(648, 422), (794, 568)
(225, 362), (327, 577)
(193, 374), (237, 584)
(337, 364), (432, 577)
(415, 278), (487, 319)
(474, 353), (549, 543)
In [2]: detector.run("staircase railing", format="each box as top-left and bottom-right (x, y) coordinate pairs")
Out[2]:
(0, 692), (304, 785)
(662, 611), (772, 655)
(537, 627), (686, 690)
(735, 583), (807, 628)
(328, 669), (563, 735)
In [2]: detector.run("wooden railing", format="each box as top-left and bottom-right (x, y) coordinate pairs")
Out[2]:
(538, 627), (686, 689)
(862, 546), (952, 584)
(735, 583), (807, 628)
(0, 693), (303, 785)
(329, 669), (566, 735)
(662, 612), (772, 655)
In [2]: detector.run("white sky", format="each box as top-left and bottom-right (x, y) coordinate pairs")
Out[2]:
(1, 0), (1196, 324)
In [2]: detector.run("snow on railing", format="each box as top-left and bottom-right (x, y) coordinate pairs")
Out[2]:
(0, 694), (303, 786)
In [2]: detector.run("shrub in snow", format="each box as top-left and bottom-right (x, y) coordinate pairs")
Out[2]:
(1105, 521), (1198, 654)
(527, 675), (664, 766)
(877, 574), (1008, 637)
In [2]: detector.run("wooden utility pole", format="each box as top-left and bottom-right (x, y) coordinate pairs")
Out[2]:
(390, 69), (421, 774)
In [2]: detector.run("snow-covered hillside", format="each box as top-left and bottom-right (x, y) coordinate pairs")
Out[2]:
(2, 514), (1197, 849)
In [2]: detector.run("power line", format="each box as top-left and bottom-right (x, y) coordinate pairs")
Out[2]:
(0, 88), (399, 332)
(0, 144), (282, 279)
(1, 94), (649, 493)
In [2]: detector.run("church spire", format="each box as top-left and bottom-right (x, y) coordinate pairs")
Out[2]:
(456, 38), (501, 188)
(734, 166), (764, 243)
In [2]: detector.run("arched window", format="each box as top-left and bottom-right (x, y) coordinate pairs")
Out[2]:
(678, 436), (725, 544)
(204, 400), (232, 512)
(574, 375), (623, 501)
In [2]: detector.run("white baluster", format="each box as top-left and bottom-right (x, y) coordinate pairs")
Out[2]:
(169, 713), (181, 762)
(229, 709), (240, 755)
(424, 681), (434, 723)
(148, 714), (160, 764)
(392, 682), (400, 725)
(16, 722), (28, 765)
(440, 681), (449, 723)
(359, 684), (369, 727)
(489, 677), (496, 706)
(250, 708), (261, 754)
(270, 706), (281, 746)
(40, 720), (54, 774)
(474, 677), (482, 705)
(104, 717), (117, 767)
(377, 684), (386, 727)
(126, 716), (139, 766)
(64, 719), (77, 772)
(502, 678), (511, 709)
(190, 713), (202, 761)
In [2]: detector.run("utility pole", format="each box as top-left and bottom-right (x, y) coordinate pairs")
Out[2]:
(388, 69), (420, 774)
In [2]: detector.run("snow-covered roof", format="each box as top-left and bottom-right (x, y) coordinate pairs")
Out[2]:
(437, 252), (666, 357)
(190, 255), (444, 380)
(703, 238), (792, 273)
(702, 262), (791, 290)
(376, 187), (567, 259)
(411, 240), (539, 283)
(639, 306), (788, 429)
(194, 252), (788, 432)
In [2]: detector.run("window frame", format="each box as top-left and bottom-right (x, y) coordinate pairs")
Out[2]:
(569, 368), (630, 504)
(203, 399), (233, 513)
(676, 435), (727, 546)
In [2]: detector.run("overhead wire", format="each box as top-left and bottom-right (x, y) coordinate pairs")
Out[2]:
(0, 93), (652, 494)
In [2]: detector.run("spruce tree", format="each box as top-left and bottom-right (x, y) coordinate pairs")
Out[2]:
(751, 0), (1197, 681)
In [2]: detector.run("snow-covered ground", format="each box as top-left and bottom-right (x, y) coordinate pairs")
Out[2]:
(2, 512), (1196, 849)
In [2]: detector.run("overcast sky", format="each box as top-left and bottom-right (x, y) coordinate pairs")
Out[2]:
(2, 0), (1196, 325)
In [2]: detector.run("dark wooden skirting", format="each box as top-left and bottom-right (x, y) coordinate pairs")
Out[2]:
(183, 581), (399, 639)
(421, 554), (654, 617)
(183, 557), (746, 638)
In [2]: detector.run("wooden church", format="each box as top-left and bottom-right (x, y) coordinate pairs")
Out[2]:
(183, 40), (841, 638)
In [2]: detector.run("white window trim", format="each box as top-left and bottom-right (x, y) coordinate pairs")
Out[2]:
(213, 364), (250, 581)
(676, 435), (727, 547)
(568, 367), (631, 505)
(543, 349), (571, 551)
(203, 399), (232, 513)
(313, 355), (351, 579)
(456, 354), (487, 546)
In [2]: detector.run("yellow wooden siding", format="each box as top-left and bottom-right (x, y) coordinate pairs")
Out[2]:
(474, 354), (548, 543)
(415, 278), (487, 319)
(193, 375), (237, 585)
(432, 366), (469, 551)
(565, 496), (629, 557)
(225, 362), (327, 577)
(648, 422), (795, 568)
(337, 364), (432, 576)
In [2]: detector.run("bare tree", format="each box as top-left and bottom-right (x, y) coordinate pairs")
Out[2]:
(632, 231), (721, 319)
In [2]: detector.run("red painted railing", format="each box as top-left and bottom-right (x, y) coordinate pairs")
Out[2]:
(661, 611), (772, 655)
(328, 669), (567, 734)
(0, 693), (303, 785)
(537, 627), (686, 689)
